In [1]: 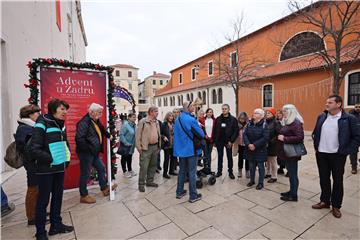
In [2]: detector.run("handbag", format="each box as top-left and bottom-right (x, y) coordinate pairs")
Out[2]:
(283, 142), (307, 158)
(178, 117), (202, 150)
(117, 142), (131, 156)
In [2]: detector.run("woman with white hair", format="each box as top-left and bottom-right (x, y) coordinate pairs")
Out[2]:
(277, 104), (304, 202)
(244, 108), (269, 190)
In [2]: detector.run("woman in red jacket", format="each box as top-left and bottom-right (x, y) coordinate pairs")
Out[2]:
(199, 108), (216, 173)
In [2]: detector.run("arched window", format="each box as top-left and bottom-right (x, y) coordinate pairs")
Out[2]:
(218, 88), (223, 104)
(280, 32), (325, 61)
(202, 91), (206, 104)
(158, 98), (162, 107)
(173, 96), (176, 106)
(178, 96), (181, 106)
(181, 95), (184, 105)
(190, 93), (194, 101)
(187, 94), (190, 101)
(212, 89), (217, 104)
(198, 92), (202, 100)
(262, 84), (273, 108)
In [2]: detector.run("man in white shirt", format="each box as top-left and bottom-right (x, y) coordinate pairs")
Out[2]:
(312, 95), (360, 219)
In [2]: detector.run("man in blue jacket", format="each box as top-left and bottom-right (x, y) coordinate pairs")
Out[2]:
(174, 101), (205, 203)
(312, 95), (360, 218)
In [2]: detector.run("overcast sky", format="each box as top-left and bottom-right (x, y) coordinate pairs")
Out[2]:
(82, 0), (292, 80)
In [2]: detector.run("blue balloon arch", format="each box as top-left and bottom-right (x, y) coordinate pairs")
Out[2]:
(112, 86), (136, 112)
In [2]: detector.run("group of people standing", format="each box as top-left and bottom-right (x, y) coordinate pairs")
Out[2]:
(5, 94), (359, 240)
(132, 95), (359, 219)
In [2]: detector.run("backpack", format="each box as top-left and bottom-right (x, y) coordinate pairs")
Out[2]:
(4, 141), (24, 169)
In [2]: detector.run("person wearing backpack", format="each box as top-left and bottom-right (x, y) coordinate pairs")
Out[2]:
(30, 99), (73, 240)
(15, 104), (40, 225)
(173, 101), (205, 203)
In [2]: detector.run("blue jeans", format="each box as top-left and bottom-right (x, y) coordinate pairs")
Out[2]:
(285, 160), (299, 197)
(249, 161), (265, 184)
(176, 156), (198, 200)
(78, 151), (107, 196)
(36, 172), (64, 236)
(1, 187), (9, 211)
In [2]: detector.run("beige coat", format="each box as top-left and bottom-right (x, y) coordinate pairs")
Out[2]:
(135, 118), (161, 152)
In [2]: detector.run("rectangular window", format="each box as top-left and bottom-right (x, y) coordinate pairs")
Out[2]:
(179, 73), (183, 84)
(153, 79), (156, 85)
(230, 52), (238, 68)
(128, 83), (132, 90)
(160, 80), (163, 85)
(208, 61), (213, 76)
(115, 70), (120, 76)
(191, 68), (196, 81)
(348, 72), (360, 106)
(263, 85), (273, 108)
(128, 71), (132, 78)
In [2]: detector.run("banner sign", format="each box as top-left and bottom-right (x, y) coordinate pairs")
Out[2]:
(40, 67), (108, 189)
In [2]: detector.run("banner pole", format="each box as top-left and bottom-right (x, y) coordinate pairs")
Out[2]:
(106, 72), (115, 201)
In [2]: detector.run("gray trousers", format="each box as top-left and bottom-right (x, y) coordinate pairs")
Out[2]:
(138, 144), (159, 186)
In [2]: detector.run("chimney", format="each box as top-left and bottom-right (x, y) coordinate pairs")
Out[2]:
(153, 71), (156, 75)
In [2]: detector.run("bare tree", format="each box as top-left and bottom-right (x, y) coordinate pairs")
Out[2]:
(289, 1), (360, 95)
(211, 14), (266, 116)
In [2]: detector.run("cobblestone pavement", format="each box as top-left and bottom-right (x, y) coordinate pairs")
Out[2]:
(1, 135), (359, 239)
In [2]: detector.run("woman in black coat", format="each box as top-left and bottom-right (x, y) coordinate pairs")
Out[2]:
(15, 104), (40, 225)
(277, 104), (304, 202)
(161, 112), (177, 178)
(244, 109), (269, 190)
(265, 108), (282, 183)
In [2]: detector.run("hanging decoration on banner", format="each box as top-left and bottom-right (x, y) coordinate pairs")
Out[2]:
(113, 86), (136, 112)
(25, 58), (119, 179)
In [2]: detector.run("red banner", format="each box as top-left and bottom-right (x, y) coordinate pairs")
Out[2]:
(40, 67), (108, 189)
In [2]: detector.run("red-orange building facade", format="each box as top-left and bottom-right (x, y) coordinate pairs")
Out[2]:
(156, 2), (360, 130)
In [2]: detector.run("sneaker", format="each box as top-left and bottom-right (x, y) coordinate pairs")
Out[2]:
(129, 171), (137, 177)
(215, 172), (222, 178)
(80, 195), (96, 204)
(176, 190), (187, 199)
(123, 171), (130, 177)
(169, 172), (178, 176)
(351, 168), (357, 174)
(247, 182), (255, 187)
(102, 183), (118, 196)
(163, 174), (170, 179)
(138, 185), (145, 192)
(256, 183), (264, 190)
(48, 223), (74, 236)
(35, 233), (48, 240)
(146, 182), (159, 187)
(238, 169), (242, 178)
(246, 171), (250, 179)
(189, 193), (202, 203)
(229, 172), (235, 179)
(280, 195), (298, 202)
(265, 174), (271, 179)
(267, 178), (277, 183)
(280, 191), (291, 197)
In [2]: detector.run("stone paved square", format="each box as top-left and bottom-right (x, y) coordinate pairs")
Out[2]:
(1, 136), (360, 239)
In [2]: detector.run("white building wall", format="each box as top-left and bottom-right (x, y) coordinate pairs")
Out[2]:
(155, 85), (235, 121)
(0, 1), (87, 172)
(113, 67), (139, 114)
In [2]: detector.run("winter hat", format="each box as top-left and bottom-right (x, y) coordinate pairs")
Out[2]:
(267, 108), (277, 116)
